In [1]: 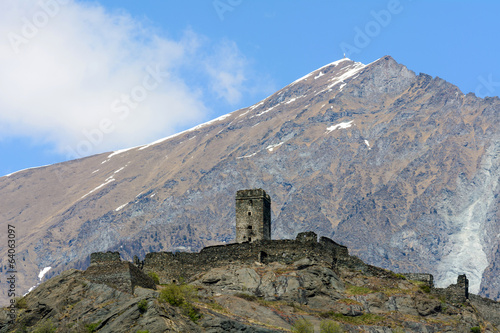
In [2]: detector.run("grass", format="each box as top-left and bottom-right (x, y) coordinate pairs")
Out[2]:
(320, 320), (344, 333)
(85, 321), (101, 333)
(382, 287), (414, 296)
(291, 318), (314, 333)
(204, 300), (228, 313)
(419, 284), (431, 293)
(320, 312), (384, 325)
(234, 292), (258, 302)
(345, 284), (376, 295)
(33, 319), (57, 333)
(392, 273), (407, 280)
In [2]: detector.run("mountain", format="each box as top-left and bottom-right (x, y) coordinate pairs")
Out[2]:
(1, 55), (500, 305)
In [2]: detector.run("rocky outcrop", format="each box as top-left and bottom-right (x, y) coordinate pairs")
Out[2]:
(3, 254), (499, 332)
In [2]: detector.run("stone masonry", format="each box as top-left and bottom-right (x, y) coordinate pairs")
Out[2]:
(235, 188), (271, 243)
(435, 274), (469, 304)
(85, 189), (470, 301)
(142, 231), (349, 284)
(84, 252), (156, 294)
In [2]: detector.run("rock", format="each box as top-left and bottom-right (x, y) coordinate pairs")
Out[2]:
(415, 296), (442, 316)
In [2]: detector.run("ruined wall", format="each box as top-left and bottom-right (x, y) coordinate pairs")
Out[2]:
(434, 274), (469, 304)
(90, 251), (121, 264)
(85, 252), (156, 293)
(402, 273), (435, 287)
(143, 232), (348, 284)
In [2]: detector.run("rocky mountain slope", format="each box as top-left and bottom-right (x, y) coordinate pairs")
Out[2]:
(2, 249), (500, 332)
(1, 55), (500, 303)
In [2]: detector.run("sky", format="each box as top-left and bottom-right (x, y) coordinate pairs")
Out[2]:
(0, 0), (499, 177)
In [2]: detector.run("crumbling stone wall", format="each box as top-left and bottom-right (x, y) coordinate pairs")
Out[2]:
(402, 273), (434, 287)
(85, 251), (156, 294)
(90, 251), (121, 264)
(434, 274), (469, 304)
(142, 232), (349, 284)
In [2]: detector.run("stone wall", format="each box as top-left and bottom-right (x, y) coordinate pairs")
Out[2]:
(142, 232), (349, 284)
(235, 189), (271, 243)
(84, 252), (156, 294)
(402, 273), (434, 287)
(434, 274), (469, 304)
(90, 251), (121, 264)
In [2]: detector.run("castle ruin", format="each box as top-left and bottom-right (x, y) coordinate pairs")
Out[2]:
(85, 188), (470, 303)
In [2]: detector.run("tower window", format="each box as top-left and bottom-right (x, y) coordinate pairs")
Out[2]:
(248, 212), (252, 216)
(247, 225), (252, 230)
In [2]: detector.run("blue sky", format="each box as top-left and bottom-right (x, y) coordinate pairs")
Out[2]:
(0, 0), (499, 176)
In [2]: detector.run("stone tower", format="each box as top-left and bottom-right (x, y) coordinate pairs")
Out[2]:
(235, 189), (271, 243)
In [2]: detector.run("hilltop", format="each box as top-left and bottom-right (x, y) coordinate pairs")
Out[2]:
(2, 235), (500, 332)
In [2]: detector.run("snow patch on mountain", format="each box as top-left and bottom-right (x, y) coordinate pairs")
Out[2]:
(115, 203), (128, 211)
(314, 71), (325, 79)
(81, 178), (115, 199)
(3, 164), (50, 178)
(108, 146), (137, 158)
(38, 267), (51, 281)
(237, 152), (258, 159)
(114, 167), (125, 174)
(326, 121), (353, 133)
(266, 142), (284, 152)
(138, 113), (233, 151)
(290, 58), (355, 86)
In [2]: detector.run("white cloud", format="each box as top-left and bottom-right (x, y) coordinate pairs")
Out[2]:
(0, 0), (263, 159)
(203, 40), (248, 105)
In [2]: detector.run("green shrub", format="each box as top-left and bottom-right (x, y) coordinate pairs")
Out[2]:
(392, 273), (407, 280)
(471, 327), (481, 333)
(85, 321), (101, 333)
(346, 284), (376, 295)
(159, 284), (196, 306)
(183, 303), (202, 322)
(15, 297), (27, 309)
(419, 284), (431, 293)
(320, 320), (343, 333)
(33, 319), (57, 333)
(137, 299), (148, 313)
(292, 318), (314, 333)
(147, 271), (160, 284)
(158, 283), (201, 322)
